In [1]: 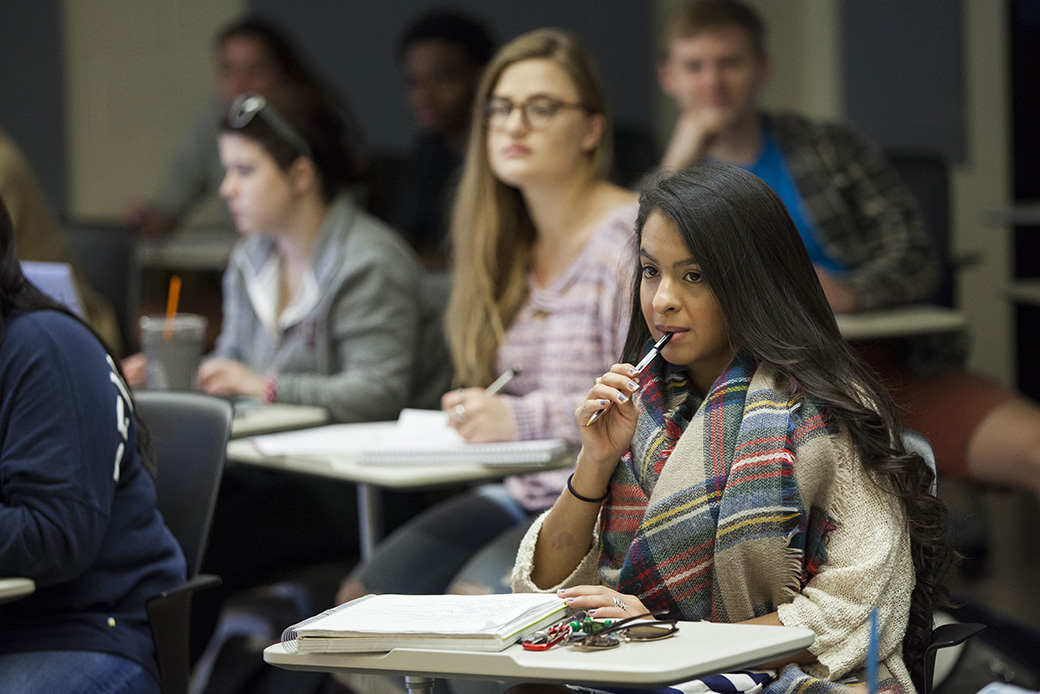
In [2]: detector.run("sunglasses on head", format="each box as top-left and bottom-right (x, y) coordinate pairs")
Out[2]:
(228, 93), (313, 161)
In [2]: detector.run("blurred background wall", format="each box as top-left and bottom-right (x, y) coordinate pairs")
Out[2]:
(0, 0), (1020, 389)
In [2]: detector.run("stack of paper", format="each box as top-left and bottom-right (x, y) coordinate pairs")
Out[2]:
(248, 409), (570, 467)
(282, 593), (567, 653)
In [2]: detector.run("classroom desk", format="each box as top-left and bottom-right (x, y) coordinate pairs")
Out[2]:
(230, 401), (329, 439)
(981, 201), (1040, 227)
(1005, 279), (1040, 307)
(136, 229), (236, 271)
(264, 620), (815, 693)
(226, 434), (572, 562)
(0, 577), (35, 605)
(835, 304), (966, 341)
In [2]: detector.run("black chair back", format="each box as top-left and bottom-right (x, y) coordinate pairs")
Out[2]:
(900, 429), (986, 694)
(136, 391), (232, 577)
(136, 391), (232, 693)
(886, 150), (953, 307)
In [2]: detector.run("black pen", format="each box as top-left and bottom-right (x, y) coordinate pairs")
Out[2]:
(585, 333), (672, 427)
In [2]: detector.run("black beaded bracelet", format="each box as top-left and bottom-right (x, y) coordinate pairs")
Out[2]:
(566, 473), (609, 503)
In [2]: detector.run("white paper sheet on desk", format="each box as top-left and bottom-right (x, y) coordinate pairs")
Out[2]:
(248, 422), (397, 457)
(359, 409), (569, 467)
(248, 410), (569, 467)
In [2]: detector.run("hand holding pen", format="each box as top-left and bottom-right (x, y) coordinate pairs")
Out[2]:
(441, 366), (521, 443)
(585, 333), (672, 427)
(576, 334), (673, 470)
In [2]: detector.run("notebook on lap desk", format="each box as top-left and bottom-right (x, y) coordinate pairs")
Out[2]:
(359, 409), (569, 466)
(248, 409), (570, 467)
(282, 593), (567, 654)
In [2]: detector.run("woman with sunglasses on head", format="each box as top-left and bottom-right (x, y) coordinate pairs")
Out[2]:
(124, 82), (444, 669)
(512, 164), (952, 694)
(337, 28), (636, 607)
(125, 82), (440, 419)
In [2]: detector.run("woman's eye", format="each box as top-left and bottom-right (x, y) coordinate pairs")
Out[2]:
(236, 165), (254, 176)
(684, 270), (703, 283)
(530, 102), (557, 119)
(486, 100), (511, 118)
(640, 265), (658, 279)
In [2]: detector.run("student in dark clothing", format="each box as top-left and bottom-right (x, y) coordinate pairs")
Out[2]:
(0, 194), (185, 694)
(391, 9), (495, 268)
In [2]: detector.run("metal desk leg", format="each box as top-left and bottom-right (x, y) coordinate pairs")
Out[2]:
(357, 482), (383, 562)
(404, 676), (436, 693)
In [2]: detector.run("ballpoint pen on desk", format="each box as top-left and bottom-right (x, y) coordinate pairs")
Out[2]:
(586, 333), (672, 427)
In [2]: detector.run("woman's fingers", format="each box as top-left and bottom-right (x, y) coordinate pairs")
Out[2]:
(579, 369), (641, 424)
(556, 586), (641, 618)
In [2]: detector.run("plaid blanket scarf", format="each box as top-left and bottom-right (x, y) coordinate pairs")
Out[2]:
(595, 352), (902, 693)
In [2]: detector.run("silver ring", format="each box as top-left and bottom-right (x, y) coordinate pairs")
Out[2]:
(612, 597), (626, 610)
(454, 404), (467, 423)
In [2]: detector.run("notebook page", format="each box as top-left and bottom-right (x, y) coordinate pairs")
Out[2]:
(248, 422), (396, 456)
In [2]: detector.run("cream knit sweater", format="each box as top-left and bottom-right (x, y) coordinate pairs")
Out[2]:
(512, 441), (917, 692)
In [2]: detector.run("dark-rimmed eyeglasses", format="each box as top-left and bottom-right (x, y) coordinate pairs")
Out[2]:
(485, 96), (590, 132)
(228, 93), (313, 161)
(570, 612), (678, 651)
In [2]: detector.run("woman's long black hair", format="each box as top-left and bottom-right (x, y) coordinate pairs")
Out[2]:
(0, 195), (154, 477)
(625, 163), (951, 685)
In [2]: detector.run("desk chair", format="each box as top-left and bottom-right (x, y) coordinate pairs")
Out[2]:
(900, 429), (986, 694)
(136, 391), (233, 694)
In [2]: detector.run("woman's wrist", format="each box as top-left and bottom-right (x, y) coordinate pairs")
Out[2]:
(568, 454), (614, 503)
(566, 473), (609, 503)
(262, 373), (278, 403)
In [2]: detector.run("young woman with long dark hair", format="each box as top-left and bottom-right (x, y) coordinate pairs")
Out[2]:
(514, 164), (952, 694)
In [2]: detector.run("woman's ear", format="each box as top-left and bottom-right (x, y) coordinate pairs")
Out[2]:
(287, 157), (318, 196)
(581, 113), (607, 153)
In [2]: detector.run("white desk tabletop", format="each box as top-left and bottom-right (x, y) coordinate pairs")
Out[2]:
(264, 621), (814, 688)
(226, 435), (572, 490)
(836, 304), (966, 341)
(227, 425), (573, 560)
(230, 402), (329, 439)
(0, 577), (35, 604)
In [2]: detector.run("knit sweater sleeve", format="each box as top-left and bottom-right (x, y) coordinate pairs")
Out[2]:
(510, 510), (603, 593)
(776, 438), (914, 687)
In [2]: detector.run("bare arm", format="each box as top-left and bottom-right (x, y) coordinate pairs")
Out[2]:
(529, 363), (642, 588)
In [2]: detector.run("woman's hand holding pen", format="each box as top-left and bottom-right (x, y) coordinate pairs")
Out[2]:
(575, 363), (641, 470)
(442, 388), (517, 443)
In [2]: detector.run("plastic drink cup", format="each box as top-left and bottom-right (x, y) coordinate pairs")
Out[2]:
(139, 313), (207, 391)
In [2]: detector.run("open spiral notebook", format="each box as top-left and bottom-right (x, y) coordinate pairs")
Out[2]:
(248, 409), (571, 467)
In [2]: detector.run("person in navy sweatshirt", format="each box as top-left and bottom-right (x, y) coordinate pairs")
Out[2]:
(0, 194), (185, 694)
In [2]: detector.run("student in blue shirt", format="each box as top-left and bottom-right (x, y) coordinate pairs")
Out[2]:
(654, 0), (1040, 510)
(0, 195), (185, 694)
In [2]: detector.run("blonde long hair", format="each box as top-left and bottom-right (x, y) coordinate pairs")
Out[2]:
(446, 28), (613, 386)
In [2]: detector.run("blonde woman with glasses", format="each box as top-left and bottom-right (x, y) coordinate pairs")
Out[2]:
(337, 28), (637, 605)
